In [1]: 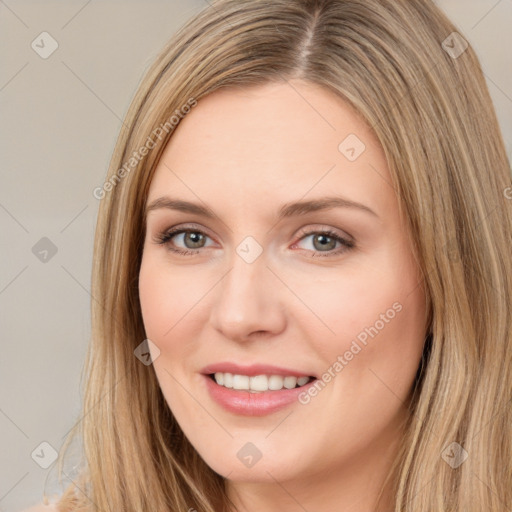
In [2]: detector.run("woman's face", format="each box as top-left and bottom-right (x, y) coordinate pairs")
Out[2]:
(139, 81), (427, 489)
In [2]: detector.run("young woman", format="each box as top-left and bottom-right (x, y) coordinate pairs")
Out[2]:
(26, 0), (512, 510)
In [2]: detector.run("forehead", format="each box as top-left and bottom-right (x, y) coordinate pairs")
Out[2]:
(147, 81), (393, 217)
(162, 81), (374, 162)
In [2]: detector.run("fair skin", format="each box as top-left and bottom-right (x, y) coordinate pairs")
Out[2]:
(138, 80), (427, 512)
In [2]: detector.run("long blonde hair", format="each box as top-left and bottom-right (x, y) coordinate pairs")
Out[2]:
(53, 0), (512, 510)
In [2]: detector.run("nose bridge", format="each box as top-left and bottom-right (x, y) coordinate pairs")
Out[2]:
(224, 255), (261, 306)
(210, 244), (285, 339)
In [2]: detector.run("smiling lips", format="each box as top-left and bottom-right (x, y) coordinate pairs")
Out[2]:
(201, 362), (318, 416)
(212, 372), (312, 392)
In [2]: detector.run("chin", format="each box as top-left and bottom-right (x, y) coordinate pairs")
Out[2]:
(194, 439), (309, 484)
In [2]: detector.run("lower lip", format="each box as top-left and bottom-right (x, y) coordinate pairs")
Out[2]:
(202, 374), (317, 416)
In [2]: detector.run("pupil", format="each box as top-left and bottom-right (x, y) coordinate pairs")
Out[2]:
(185, 232), (204, 248)
(314, 234), (335, 251)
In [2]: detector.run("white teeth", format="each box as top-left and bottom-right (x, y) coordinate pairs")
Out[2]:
(283, 376), (297, 389)
(223, 373), (233, 388)
(268, 375), (284, 390)
(212, 372), (312, 392)
(233, 374), (250, 390)
(297, 376), (309, 386)
(249, 375), (268, 391)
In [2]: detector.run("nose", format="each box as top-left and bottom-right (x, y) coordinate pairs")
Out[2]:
(209, 250), (287, 342)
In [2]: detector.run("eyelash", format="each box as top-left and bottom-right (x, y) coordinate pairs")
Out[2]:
(153, 225), (355, 258)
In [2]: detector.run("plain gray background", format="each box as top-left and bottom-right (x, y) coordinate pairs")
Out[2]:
(1, 1), (511, 510)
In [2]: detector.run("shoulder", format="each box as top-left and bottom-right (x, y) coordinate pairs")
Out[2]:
(21, 504), (59, 512)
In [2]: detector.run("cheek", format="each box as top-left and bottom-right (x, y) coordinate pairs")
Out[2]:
(138, 257), (203, 409)
(139, 257), (206, 342)
(139, 261), (173, 340)
(285, 255), (426, 387)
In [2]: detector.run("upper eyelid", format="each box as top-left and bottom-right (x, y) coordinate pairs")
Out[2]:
(160, 222), (215, 238)
(296, 225), (354, 243)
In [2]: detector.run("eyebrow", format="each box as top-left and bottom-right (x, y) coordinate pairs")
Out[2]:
(144, 195), (378, 221)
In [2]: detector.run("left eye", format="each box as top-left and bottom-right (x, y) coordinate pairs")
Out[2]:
(292, 230), (354, 256)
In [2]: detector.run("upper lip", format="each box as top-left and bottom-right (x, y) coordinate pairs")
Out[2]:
(201, 362), (316, 378)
